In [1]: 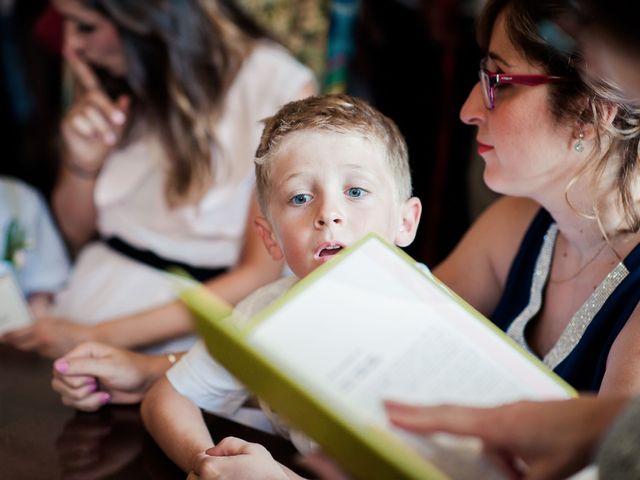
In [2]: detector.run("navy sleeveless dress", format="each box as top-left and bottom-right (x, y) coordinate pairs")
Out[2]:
(491, 209), (640, 392)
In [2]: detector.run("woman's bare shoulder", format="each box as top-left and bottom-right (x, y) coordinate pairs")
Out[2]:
(433, 196), (541, 316)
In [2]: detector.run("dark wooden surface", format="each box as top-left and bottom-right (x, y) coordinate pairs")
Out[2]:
(0, 344), (307, 479)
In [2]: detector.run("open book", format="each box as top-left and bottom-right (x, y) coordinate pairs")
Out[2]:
(181, 234), (575, 480)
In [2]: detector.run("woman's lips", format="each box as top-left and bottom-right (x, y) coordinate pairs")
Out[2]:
(478, 141), (494, 154)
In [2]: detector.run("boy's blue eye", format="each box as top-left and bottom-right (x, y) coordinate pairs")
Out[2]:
(290, 193), (312, 205)
(346, 187), (367, 198)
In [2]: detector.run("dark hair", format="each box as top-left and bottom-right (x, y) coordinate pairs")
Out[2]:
(81, 0), (270, 205)
(478, 0), (640, 233)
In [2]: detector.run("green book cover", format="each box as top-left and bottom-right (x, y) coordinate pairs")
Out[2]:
(181, 233), (575, 480)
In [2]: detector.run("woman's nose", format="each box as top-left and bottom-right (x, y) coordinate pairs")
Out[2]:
(460, 82), (486, 126)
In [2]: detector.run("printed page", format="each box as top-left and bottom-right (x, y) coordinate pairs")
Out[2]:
(247, 237), (571, 478)
(0, 273), (32, 335)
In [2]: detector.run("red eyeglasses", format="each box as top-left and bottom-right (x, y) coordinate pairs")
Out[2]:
(479, 57), (568, 110)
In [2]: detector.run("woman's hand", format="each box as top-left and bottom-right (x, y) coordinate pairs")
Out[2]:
(385, 397), (627, 480)
(61, 46), (129, 173)
(1, 316), (94, 358)
(51, 341), (171, 411)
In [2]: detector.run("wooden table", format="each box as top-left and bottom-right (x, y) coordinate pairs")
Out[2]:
(0, 345), (308, 479)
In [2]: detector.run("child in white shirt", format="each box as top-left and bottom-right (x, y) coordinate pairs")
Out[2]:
(0, 176), (69, 314)
(141, 94), (422, 477)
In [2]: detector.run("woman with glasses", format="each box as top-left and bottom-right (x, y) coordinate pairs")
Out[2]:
(177, 0), (640, 478)
(431, 0), (640, 395)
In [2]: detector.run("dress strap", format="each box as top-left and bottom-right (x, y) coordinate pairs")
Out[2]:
(104, 236), (227, 282)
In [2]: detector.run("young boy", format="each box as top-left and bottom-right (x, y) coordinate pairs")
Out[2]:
(140, 94), (422, 476)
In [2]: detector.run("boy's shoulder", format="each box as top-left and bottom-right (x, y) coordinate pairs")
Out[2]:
(234, 275), (298, 322)
(0, 176), (45, 213)
(0, 176), (39, 195)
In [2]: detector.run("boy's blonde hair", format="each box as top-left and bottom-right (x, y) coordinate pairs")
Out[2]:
(255, 94), (412, 215)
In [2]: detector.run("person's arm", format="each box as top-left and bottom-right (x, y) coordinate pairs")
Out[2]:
(2, 196), (282, 356)
(385, 396), (628, 480)
(53, 162), (100, 251)
(28, 292), (55, 318)
(52, 47), (129, 251)
(141, 376), (214, 473)
(433, 196), (539, 316)
(598, 304), (640, 395)
(51, 341), (175, 411)
(91, 195), (283, 348)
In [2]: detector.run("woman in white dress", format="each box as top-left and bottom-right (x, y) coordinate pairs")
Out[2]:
(3, 0), (315, 358)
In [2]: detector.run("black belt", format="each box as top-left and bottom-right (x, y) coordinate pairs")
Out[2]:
(104, 236), (227, 282)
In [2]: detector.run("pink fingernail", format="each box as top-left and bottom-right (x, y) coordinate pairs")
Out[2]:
(88, 381), (98, 392)
(54, 360), (69, 373)
(100, 392), (111, 404)
(111, 111), (125, 124)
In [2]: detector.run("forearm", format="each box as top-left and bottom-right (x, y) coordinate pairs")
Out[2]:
(138, 352), (184, 394)
(91, 263), (280, 350)
(28, 293), (54, 317)
(93, 300), (194, 349)
(141, 376), (213, 472)
(52, 165), (98, 251)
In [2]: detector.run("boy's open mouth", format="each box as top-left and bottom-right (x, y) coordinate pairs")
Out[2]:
(315, 243), (344, 259)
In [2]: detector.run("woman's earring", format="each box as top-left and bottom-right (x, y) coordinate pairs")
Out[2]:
(574, 131), (585, 153)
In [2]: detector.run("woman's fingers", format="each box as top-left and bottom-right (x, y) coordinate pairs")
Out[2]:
(83, 104), (117, 144)
(51, 375), (97, 399)
(65, 91), (127, 143)
(64, 45), (100, 91)
(60, 391), (111, 412)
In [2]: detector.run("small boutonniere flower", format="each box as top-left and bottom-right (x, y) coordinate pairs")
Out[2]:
(3, 218), (33, 269)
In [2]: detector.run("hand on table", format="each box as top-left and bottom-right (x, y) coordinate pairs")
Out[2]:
(52, 341), (170, 411)
(1, 316), (93, 358)
(190, 437), (293, 480)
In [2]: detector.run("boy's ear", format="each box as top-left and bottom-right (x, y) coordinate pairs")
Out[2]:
(254, 216), (285, 261)
(394, 197), (422, 247)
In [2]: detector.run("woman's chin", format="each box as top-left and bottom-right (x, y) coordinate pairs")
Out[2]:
(482, 171), (514, 197)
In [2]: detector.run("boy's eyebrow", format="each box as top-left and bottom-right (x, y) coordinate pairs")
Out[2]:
(276, 171), (308, 187)
(275, 164), (376, 188)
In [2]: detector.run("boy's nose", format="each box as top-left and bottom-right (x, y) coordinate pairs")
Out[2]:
(314, 208), (343, 228)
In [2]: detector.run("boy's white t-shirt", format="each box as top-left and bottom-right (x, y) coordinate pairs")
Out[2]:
(167, 275), (315, 453)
